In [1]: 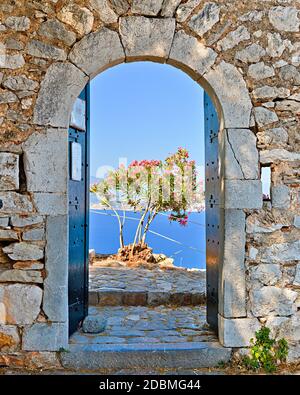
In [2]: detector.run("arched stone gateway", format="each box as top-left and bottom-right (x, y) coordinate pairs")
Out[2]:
(0, 1), (299, 366)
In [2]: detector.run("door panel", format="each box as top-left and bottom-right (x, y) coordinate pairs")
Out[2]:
(204, 92), (221, 333)
(68, 84), (90, 336)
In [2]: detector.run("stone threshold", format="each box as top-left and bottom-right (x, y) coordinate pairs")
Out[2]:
(89, 289), (206, 306)
(61, 342), (231, 370)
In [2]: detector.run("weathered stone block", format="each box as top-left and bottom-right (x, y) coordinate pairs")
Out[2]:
(294, 264), (300, 286)
(23, 128), (68, 193)
(225, 129), (258, 180)
(22, 323), (68, 351)
(271, 185), (290, 209)
(176, 0), (202, 23)
(269, 6), (300, 32)
(5, 16), (30, 31)
(109, 0), (130, 15)
(0, 284), (42, 325)
(169, 30), (217, 77)
(250, 264), (282, 286)
(161, 0), (181, 17)
(25, 40), (67, 61)
(260, 149), (300, 164)
(0, 54), (25, 70)
(131, 0), (164, 16)
(3, 242), (44, 261)
(3, 75), (38, 92)
(32, 193), (67, 215)
(235, 43), (266, 63)
(10, 215), (43, 227)
(259, 240), (300, 263)
(33, 62), (88, 128)
(0, 269), (43, 284)
(38, 19), (77, 46)
(224, 180), (262, 209)
(69, 28), (125, 78)
(22, 227), (44, 241)
(82, 315), (106, 333)
(250, 286), (298, 317)
(0, 217), (9, 228)
(266, 313), (300, 341)
(0, 192), (33, 214)
(90, 0), (118, 23)
(221, 210), (246, 318)
(119, 16), (175, 61)
(0, 229), (18, 241)
(203, 61), (252, 128)
(248, 62), (275, 81)
(217, 26), (250, 51)
(219, 316), (260, 347)
(57, 4), (94, 36)
(0, 153), (19, 191)
(43, 216), (68, 322)
(188, 2), (220, 36)
(0, 324), (20, 351)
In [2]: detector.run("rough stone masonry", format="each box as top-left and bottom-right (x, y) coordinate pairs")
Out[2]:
(0, 0), (299, 369)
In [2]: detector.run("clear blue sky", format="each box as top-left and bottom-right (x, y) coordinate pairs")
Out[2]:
(90, 61), (205, 179)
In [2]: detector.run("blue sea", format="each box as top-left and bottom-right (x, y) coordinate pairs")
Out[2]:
(89, 210), (206, 269)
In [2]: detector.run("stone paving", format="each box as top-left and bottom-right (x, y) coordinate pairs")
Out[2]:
(89, 267), (206, 306)
(70, 305), (216, 346)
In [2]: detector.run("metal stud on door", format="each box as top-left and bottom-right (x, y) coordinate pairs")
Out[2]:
(204, 92), (222, 333)
(68, 84), (90, 336)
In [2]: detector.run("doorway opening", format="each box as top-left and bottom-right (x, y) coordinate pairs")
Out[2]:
(68, 62), (221, 349)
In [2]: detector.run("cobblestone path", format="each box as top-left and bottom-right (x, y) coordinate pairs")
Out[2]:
(70, 305), (216, 346)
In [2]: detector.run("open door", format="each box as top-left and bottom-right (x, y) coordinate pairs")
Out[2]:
(204, 92), (222, 333)
(68, 84), (90, 336)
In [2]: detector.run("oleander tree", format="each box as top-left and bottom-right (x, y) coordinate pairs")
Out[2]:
(90, 147), (204, 255)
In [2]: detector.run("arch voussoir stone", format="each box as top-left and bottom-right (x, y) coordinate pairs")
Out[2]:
(33, 62), (89, 128)
(168, 30), (217, 80)
(69, 28), (125, 78)
(201, 61), (252, 129)
(119, 16), (176, 62)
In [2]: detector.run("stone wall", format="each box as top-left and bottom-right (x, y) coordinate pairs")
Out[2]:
(0, 0), (299, 367)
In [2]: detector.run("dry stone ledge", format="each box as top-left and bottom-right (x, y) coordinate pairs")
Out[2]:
(119, 17), (176, 61)
(0, 284), (42, 325)
(168, 30), (217, 77)
(22, 323), (68, 351)
(219, 316), (260, 347)
(23, 129), (68, 193)
(0, 192), (33, 214)
(0, 153), (19, 191)
(2, 242), (44, 261)
(202, 61), (252, 128)
(69, 28), (125, 78)
(250, 286), (298, 317)
(33, 62), (88, 128)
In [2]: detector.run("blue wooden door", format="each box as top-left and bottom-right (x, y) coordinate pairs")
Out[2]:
(204, 92), (222, 333)
(68, 84), (90, 336)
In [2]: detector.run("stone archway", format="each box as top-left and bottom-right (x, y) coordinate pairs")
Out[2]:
(22, 16), (263, 352)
